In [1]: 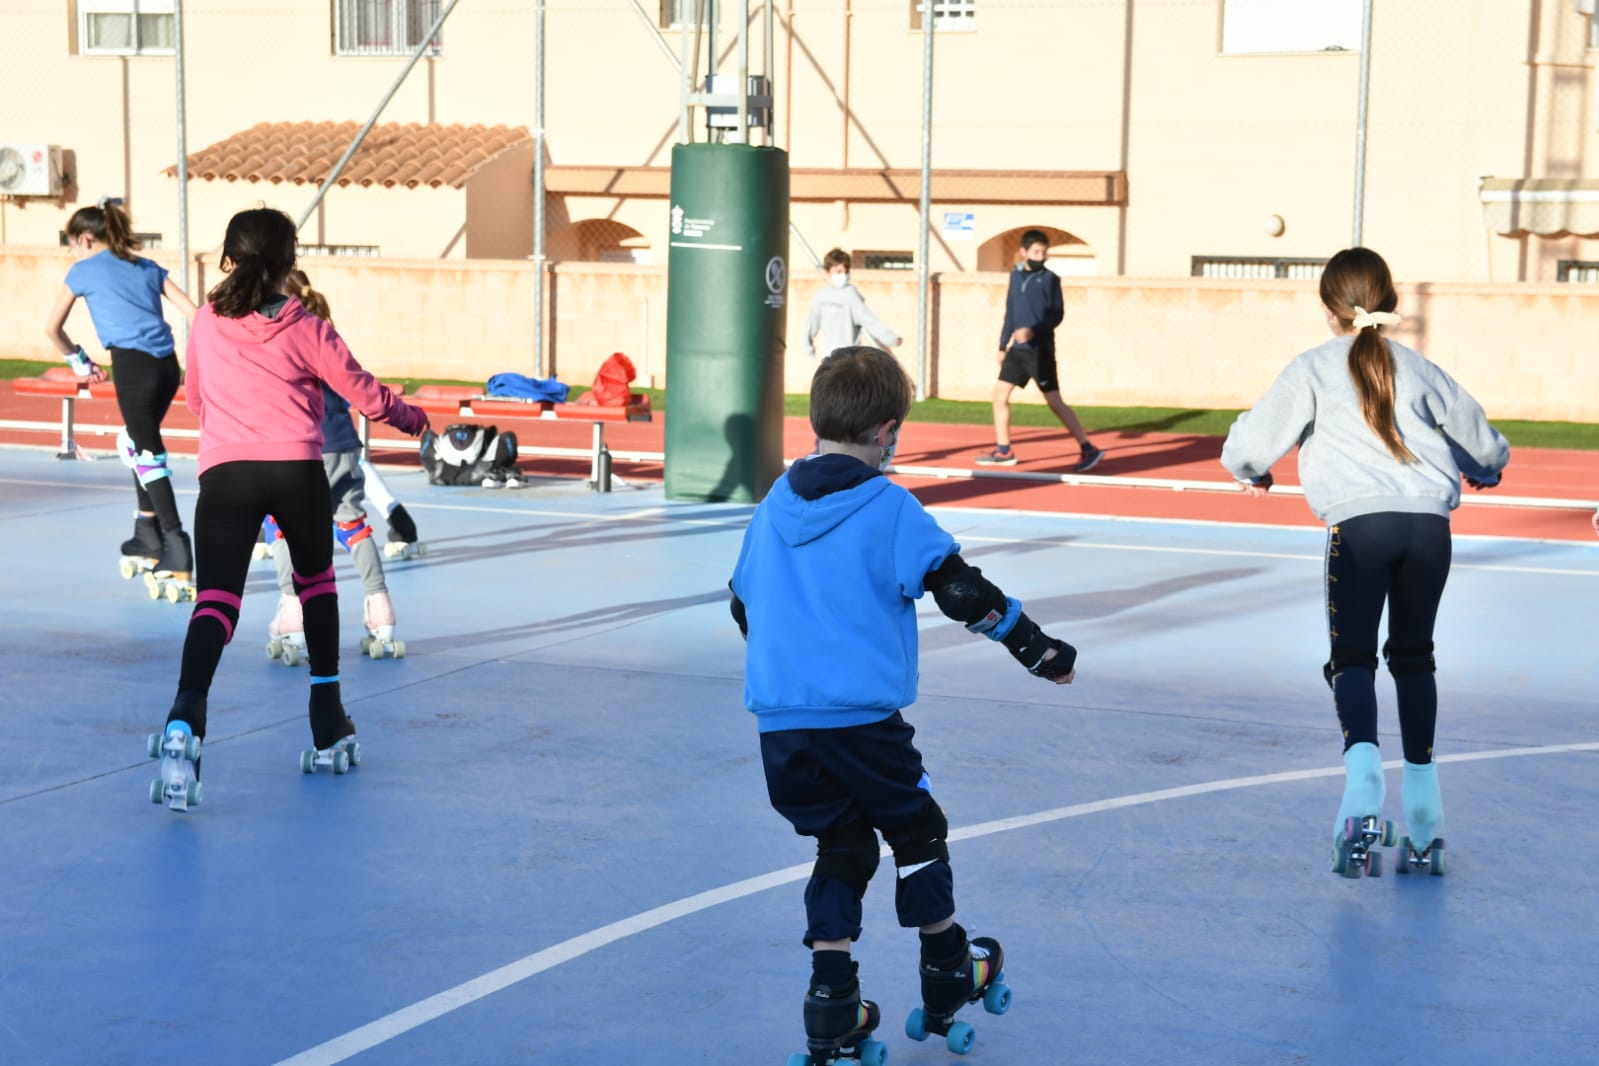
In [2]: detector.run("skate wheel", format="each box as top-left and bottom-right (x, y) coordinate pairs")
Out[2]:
(414, 543), (427, 557)
(983, 981), (1011, 1015)
(1429, 838), (1447, 876)
(1379, 819), (1398, 847)
(149, 779), (163, 804)
(906, 1008), (930, 1042)
(164, 583), (181, 604)
(146, 733), (161, 758)
(858, 1038), (887, 1066)
(146, 579), (161, 600)
(299, 750), (316, 774)
(1329, 843), (1349, 876)
(391, 640), (406, 659)
(945, 1019), (976, 1055)
(1366, 849), (1383, 878)
(186, 780), (202, 806)
(346, 741), (362, 766)
(267, 639), (282, 660)
(282, 644), (300, 668)
(120, 557), (138, 580)
(332, 749), (350, 775)
(1395, 837), (1412, 874)
(185, 737), (201, 761)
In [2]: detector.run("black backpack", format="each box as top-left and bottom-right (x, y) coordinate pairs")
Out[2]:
(420, 424), (520, 486)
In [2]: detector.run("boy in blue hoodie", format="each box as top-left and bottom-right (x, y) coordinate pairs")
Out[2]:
(730, 346), (1078, 1064)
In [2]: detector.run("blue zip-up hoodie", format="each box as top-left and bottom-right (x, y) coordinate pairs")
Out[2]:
(731, 453), (958, 733)
(998, 263), (1064, 354)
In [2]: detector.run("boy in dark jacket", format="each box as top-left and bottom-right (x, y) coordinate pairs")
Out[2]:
(730, 346), (1078, 1063)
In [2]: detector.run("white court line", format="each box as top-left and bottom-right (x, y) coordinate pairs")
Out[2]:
(271, 740), (1599, 1066)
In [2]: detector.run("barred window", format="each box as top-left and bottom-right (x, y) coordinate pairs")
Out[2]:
(859, 251), (915, 271)
(334, 0), (442, 57)
(660, 0), (707, 28)
(78, 0), (175, 56)
(911, 0), (976, 32)
(1557, 260), (1599, 283)
(299, 244), (382, 258)
(1191, 256), (1326, 280)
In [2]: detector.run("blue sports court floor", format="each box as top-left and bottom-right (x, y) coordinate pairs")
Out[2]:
(2, 447), (1597, 1065)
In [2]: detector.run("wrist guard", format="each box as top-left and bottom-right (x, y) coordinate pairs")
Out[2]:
(1001, 612), (1078, 678)
(65, 345), (95, 378)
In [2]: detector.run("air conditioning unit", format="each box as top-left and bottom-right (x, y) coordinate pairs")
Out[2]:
(0, 143), (63, 197)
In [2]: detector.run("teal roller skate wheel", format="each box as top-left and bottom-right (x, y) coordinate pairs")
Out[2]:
(185, 736), (201, 761)
(149, 779), (163, 803)
(332, 749), (350, 775)
(858, 1038), (887, 1066)
(146, 733), (161, 758)
(945, 1019), (976, 1055)
(905, 1008), (930, 1042)
(983, 980), (1011, 1015)
(347, 742), (362, 766)
(299, 750), (316, 774)
(186, 781), (202, 806)
(1429, 838), (1447, 876)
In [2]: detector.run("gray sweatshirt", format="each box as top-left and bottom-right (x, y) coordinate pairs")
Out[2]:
(805, 282), (901, 358)
(1221, 335), (1510, 526)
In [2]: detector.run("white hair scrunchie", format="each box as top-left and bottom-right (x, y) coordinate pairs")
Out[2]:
(1351, 306), (1402, 330)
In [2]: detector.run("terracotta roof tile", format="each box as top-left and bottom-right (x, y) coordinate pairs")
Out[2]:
(166, 121), (531, 190)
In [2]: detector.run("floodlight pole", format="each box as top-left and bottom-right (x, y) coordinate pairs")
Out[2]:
(534, 0), (547, 376)
(915, 2), (934, 401)
(1352, 0), (1373, 247)
(173, 0), (190, 321)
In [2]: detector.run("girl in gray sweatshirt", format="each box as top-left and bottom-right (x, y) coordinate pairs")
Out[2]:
(1221, 246), (1509, 879)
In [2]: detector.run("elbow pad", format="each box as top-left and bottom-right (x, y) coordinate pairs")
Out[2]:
(928, 556), (1019, 639)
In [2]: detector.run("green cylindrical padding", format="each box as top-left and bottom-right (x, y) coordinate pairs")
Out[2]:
(664, 143), (789, 503)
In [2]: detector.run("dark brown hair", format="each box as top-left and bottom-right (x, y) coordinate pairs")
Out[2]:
(207, 207), (298, 319)
(810, 346), (912, 444)
(1320, 247), (1413, 462)
(822, 248), (851, 271)
(284, 268), (333, 324)
(66, 204), (141, 262)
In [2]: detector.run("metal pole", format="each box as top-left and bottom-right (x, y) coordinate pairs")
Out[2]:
(736, 0), (749, 142)
(1352, 0), (1373, 247)
(624, 0), (683, 68)
(764, 0), (775, 145)
(534, 0), (547, 376)
(295, 0), (462, 230)
(173, 0), (190, 314)
(915, 1), (934, 401)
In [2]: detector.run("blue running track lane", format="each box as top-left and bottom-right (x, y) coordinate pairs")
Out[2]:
(2, 447), (1597, 1065)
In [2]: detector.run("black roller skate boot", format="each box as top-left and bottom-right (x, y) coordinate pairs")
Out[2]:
(906, 928), (1012, 1055)
(785, 962), (886, 1066)
(119, 514), (162, 579)
(302, 683), (361, 775)
(145, 528), (196, 603)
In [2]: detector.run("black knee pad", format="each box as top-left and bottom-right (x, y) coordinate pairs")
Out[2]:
(884, 800), (951, 870)
(1323, 646), (1379, 689)
(813, 820), (881, 898)
(1383, 640), (1436, 677)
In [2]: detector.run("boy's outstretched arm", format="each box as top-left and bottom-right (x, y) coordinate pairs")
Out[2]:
(925, 554), (1076, 683)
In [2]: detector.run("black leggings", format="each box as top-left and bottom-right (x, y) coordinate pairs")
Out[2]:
(109, 347), (182, 529)
(177, 461), (336, 731)
(1323, 511), (1452, 764)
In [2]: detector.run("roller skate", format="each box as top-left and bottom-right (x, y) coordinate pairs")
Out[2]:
(265, 592), (307, 667)
(381, 503), (426, 560)
(144, 529), (196, 603)
(1395, 760), (1447, 876)
(906, 930), (1012, 1056)
(300, 690), (360, 775)
(253, 514), (282, 561)
(146, 719), (202, 812)
(119, 513), (162, 580)
(358, 590), (405, 659)
(1329, 742), (1397, 878)
(785, 964), (886, 1066)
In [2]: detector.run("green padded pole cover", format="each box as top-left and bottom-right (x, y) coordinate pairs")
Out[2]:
(664, 143), (789, 502)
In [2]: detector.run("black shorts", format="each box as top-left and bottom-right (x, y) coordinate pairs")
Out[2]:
(760, 712), (935, 839)
(997, 343), (1059, 393)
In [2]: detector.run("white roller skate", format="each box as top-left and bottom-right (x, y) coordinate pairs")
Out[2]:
(359, 590), (405, 659)
(265, 592), (307, 667)
(146, 720), (202, 812)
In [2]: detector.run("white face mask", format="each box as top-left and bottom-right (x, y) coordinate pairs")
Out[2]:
(829, 272), (850, 289)
(879, 426), (900, 471)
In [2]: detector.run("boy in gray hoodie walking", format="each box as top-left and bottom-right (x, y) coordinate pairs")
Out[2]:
(1221, 247), (1509, 878)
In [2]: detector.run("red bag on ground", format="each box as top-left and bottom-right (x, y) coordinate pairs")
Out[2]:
(584, 352), (636, 407)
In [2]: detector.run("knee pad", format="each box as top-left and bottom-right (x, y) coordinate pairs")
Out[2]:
(1323, 646), (1379, 690)
(335, 515), (373, 553)
(1383, 640), (1437, 677)
(118, 428), (170, 485)
(813, 820), (881, 898)
(884, 799), (951, 872)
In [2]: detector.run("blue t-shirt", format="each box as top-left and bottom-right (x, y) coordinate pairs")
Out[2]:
(64, 250), (175, 356)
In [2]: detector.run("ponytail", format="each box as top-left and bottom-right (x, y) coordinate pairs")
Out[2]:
(65, 203), (142, 262)
(283, 267), (334, 325)
(206, 207), (298, 319)
(1319, 247), (1415, 463)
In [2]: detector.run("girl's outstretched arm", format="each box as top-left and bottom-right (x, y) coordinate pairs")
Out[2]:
(162, 277), (199, 320)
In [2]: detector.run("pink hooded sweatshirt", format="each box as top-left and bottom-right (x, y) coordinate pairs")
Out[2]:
(186, 297), (426, 475)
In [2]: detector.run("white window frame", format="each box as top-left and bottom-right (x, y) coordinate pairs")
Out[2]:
(661, 0), (708, 30)
(78, 0), (176, 57)
(912, 0), (976, 33)
(333, 0), (443, 58)
(1220, 0), (1361, 55)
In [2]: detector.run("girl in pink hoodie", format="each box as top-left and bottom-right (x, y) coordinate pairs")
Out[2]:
(149, 207), (428, 810)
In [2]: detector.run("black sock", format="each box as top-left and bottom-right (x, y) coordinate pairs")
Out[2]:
(810, 949), (854, 990)
(919, 923), (964, 964)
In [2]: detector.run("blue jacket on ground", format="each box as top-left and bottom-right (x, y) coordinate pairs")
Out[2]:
(730, 453), (959, 733)
(997, 263), (1064, 354)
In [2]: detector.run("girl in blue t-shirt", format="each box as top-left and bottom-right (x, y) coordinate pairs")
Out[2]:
(44, 202), (199, 588)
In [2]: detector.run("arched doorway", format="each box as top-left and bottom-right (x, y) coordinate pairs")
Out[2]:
(977, 226), (1095, 275)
